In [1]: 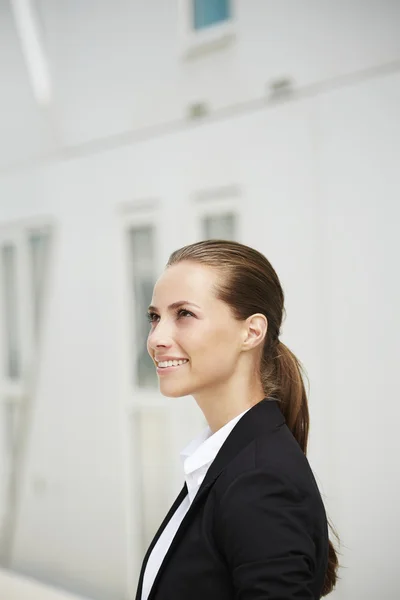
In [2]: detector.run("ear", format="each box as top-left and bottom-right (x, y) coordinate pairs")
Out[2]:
(242, 314), (268, 351)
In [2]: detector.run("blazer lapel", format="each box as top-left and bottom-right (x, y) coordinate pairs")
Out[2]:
(135, 483), (188, 600)
(145, 475), (220, 600)
(139, 398), (285, 600)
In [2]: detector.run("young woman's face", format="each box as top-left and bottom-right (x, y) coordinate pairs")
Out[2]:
(147, 261), (245, 398)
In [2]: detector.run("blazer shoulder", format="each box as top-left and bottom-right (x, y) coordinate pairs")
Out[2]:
(215, 423), (326, 510)
(210, 426), (329, 599)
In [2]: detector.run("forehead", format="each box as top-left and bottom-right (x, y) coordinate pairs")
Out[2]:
(152, 262), (220, 306)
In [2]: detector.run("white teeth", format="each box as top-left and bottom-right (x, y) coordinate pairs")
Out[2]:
(157, 359), (188, 368)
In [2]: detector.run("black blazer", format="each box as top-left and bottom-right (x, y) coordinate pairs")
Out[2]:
(135, 398), (329, 600)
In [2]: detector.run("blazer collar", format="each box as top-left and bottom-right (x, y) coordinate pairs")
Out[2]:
(198, 397), (284, 488)
(136, 397), (285, 600)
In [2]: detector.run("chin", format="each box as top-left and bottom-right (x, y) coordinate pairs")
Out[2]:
(159, 384), (192, 398)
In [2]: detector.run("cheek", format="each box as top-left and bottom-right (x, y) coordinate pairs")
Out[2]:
(146, 332), (153, 354)
(190, 326), (238, 366)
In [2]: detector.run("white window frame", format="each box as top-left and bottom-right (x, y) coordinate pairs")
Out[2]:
(0, 218), (53, 557)
(178, 0), (237, 59)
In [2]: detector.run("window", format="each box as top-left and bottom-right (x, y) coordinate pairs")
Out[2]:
(192, 185), (241, 242)
(193, 0), (230, 30)
(0, 228), (51, 382)
(0, 223), (52, 553)
(1, 245), (20, 380)
(29, 230), (51, 342)
(179, 0), (236, 59)
(128, 226), (158, 388)
(202, 212), (236, 240)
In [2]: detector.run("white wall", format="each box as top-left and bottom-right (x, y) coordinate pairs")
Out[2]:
(0, 2), (399, 599)
(315, 72), (400, 597)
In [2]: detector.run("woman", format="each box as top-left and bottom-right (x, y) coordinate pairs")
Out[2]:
(136, 239), (339, 600)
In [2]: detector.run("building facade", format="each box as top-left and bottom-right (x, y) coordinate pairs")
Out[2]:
(0, 1), (399, 599)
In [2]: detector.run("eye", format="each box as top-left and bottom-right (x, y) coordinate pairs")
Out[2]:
(146, 312), (159, 323)
(146, 308), (194, 323)
(177, 309), (194, 318)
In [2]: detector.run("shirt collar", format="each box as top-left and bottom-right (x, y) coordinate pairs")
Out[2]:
(180, 407), (251, 502)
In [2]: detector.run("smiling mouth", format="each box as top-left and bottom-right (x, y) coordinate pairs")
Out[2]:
(156, 360), (189, 372)
(156, 359), (189, 368)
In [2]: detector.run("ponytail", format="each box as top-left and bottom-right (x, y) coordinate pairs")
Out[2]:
(273, 341), (309, 454)
(263, 340), (340, 596)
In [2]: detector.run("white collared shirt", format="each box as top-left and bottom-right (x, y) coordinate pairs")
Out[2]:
(141, 407), (250, 600)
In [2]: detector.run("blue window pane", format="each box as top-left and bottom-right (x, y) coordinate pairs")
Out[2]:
(193, 0), (230, 30)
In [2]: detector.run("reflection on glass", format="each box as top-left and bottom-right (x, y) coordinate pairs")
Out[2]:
(129, 227), (157, 388)
(29, 231), (50, 341)
(1, 245), (20, 379)
(202, 213), (236, 241)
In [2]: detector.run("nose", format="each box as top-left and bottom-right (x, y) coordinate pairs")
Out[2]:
(147, 319), (174, 352)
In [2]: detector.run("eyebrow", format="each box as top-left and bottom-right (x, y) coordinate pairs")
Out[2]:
(147, 301), (201, 312)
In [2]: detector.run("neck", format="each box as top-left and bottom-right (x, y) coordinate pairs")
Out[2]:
(193, 381), (265, 433)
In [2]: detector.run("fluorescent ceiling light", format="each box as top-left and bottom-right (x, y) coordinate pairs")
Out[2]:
(10, 0), (52, 105)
